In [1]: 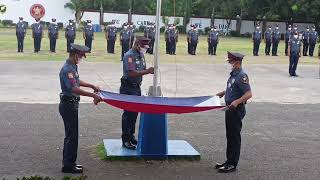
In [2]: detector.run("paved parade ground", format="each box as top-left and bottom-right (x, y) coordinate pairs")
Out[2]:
(0, 59), (320, 179)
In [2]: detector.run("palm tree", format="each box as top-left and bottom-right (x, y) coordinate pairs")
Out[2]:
(64, 0), (86, 25)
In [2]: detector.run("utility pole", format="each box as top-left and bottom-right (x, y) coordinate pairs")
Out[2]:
(100, 1), (103, 25)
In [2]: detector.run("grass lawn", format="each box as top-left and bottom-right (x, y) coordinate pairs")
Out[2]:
(0, 28), (319, 64)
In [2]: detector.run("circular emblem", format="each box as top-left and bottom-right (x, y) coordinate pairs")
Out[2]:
(0, 4), (6, 14)
(30, 4), (45, 19)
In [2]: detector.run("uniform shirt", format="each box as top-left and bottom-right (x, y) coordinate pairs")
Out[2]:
(120, 29), (130, 41)
(272, 29), (281, 42)
(168, 29), (176, 39)
(66, 25), (76, 38)
(106, 26), (117, 38)
(48, 23), (59, 38)
(289, 37), (301, 54)
(309, 31), (318, 44)
(302, 31), (310, 42)
(187, 30), (192, 40)
(264, 30), (272, 42)
(31, 23), (43, 35)
(225, 68), (251, 105)
(83, 25), (94, 38)
(59, 59), (80, 97)
(122, 49), (147, 84)
(253, 30), (262, 41)
(285, 29), (293, 41)
(128, 27), (135, 39)
(208, 30), (219, 43)
(144, 27), (150, 38)
(145, 27), (156, 39)
(16, 21), (26, 36)
(190, 30), (199, 41)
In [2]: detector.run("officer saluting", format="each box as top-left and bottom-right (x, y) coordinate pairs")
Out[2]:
(285, 25), (293, 56)
(264, 25), (272, 55)
(302, 26), (310, 56)
(288, 31), (302, 77)
(105, 22), (117, 54)
(31, 18), (43, 53)
(65, 20), (76, 53)
(16, 17), (26, 53)
(48, 18), (59, 53)
(308, 26), (318, 57)
(208, 26), (219, 55)
(120, 37), (154, 150)
(216, 52), (252, 173)
(120, 23), (130, 60)
(252, 24), (262, 56)
(59, 43), (102, 173)
(83, 20), (94, 53)
(271, 24), (281, 56)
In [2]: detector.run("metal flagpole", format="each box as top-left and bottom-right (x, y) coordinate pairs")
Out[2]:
(152, 0), (162, 96)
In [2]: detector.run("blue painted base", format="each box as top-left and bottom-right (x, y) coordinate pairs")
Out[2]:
(103, 139), (200, 159)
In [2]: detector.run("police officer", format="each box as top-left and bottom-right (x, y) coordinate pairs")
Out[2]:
(144, 23), (156, 54)
(271, 24), (281, 56)
(120, 37), (154, 150)
(252, 24), (262, 56)
(120, 23), (131, 60)
(165, 24), (170, 54)
(285, 25), (293, 56)
(264, 25), (272, 55)
(189, 25), (199, 55)
(308, 26), (318, 57)
(65, 20), (76, 53)
(215, 52), (252, 173)
(288, 31), (302, 77)
(83, 20), (94, 53)
(293, 24), (299, 34)
(48, 18), (59, 53)
(187, 25), (193, 54)
(16, 17), (26, 53)
(31, 18), (43, 53)
(173, 24), (179, 55)
(105, 22), (117, 54)
(208, 26), (219, 55)
(302, 26), (310, 56)
(128, 22), (135, 49)
(59, 43), (102, 173)
(168, 24), (176, 55)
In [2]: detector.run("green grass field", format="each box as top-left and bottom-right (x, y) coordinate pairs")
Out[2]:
(0, 28), (318, 64)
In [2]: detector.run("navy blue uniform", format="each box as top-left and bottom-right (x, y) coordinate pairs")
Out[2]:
(252, 30), (262, 56)
(168, 29), (177, 55)
(83, 25), (94, 52)
(59, 59), (80, 168)
(272, 29), (281, 55)
(31, 23), (43, 52)
(144, 27), (156, 54)
(120, 49), (147, 143)
(264, 29), (272, 55)
(288, 37), (301, 76)
(48, 23), (59, 52)
(106, 26), (117, 53)
(187, 30), (192, 54)
(16, 21), (26, 52)
(208, 30), (219, 55)
(190, 30), (199, 55)
(308, 31), (318, 56)
(120, 29), (131, 60)
(165, 29), (170, 54)
(285, 29), (293, 55)
(65, 25), (76, 52)
(224, 68), (251, 166)
(302, 31), (310, 56)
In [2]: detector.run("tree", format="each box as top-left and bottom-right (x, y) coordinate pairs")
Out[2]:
(64, 0), (88, 24)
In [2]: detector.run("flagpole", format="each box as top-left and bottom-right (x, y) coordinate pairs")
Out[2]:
(152, 0), (162, 96)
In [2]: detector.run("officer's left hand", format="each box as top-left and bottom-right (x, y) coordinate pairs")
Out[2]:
(229, 100), (240, 109)
(92, 86), (100, 93)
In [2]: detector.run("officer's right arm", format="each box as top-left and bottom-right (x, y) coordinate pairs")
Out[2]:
(125, 56), (153, 77)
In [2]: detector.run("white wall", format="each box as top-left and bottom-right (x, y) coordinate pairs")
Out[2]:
(186, 18), (237, 32)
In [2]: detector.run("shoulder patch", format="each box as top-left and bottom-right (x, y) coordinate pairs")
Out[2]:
(242, 74), (249, 84)
(68, 73), (74, 79)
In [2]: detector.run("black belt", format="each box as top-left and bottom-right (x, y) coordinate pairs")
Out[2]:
(121, 78), (141, 88)
(60, 94), (80, 103)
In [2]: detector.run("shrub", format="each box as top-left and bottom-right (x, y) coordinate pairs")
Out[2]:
(57, 22), (64, 29)
(2, 19), (13, 26)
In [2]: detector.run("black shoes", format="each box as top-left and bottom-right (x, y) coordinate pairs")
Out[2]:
(218, 164), (237, 173)
(62, 166), (83, 174)
(215, 162), (226, 169)
(122, 141), (136, 150)
(130, 138), (138, 145)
